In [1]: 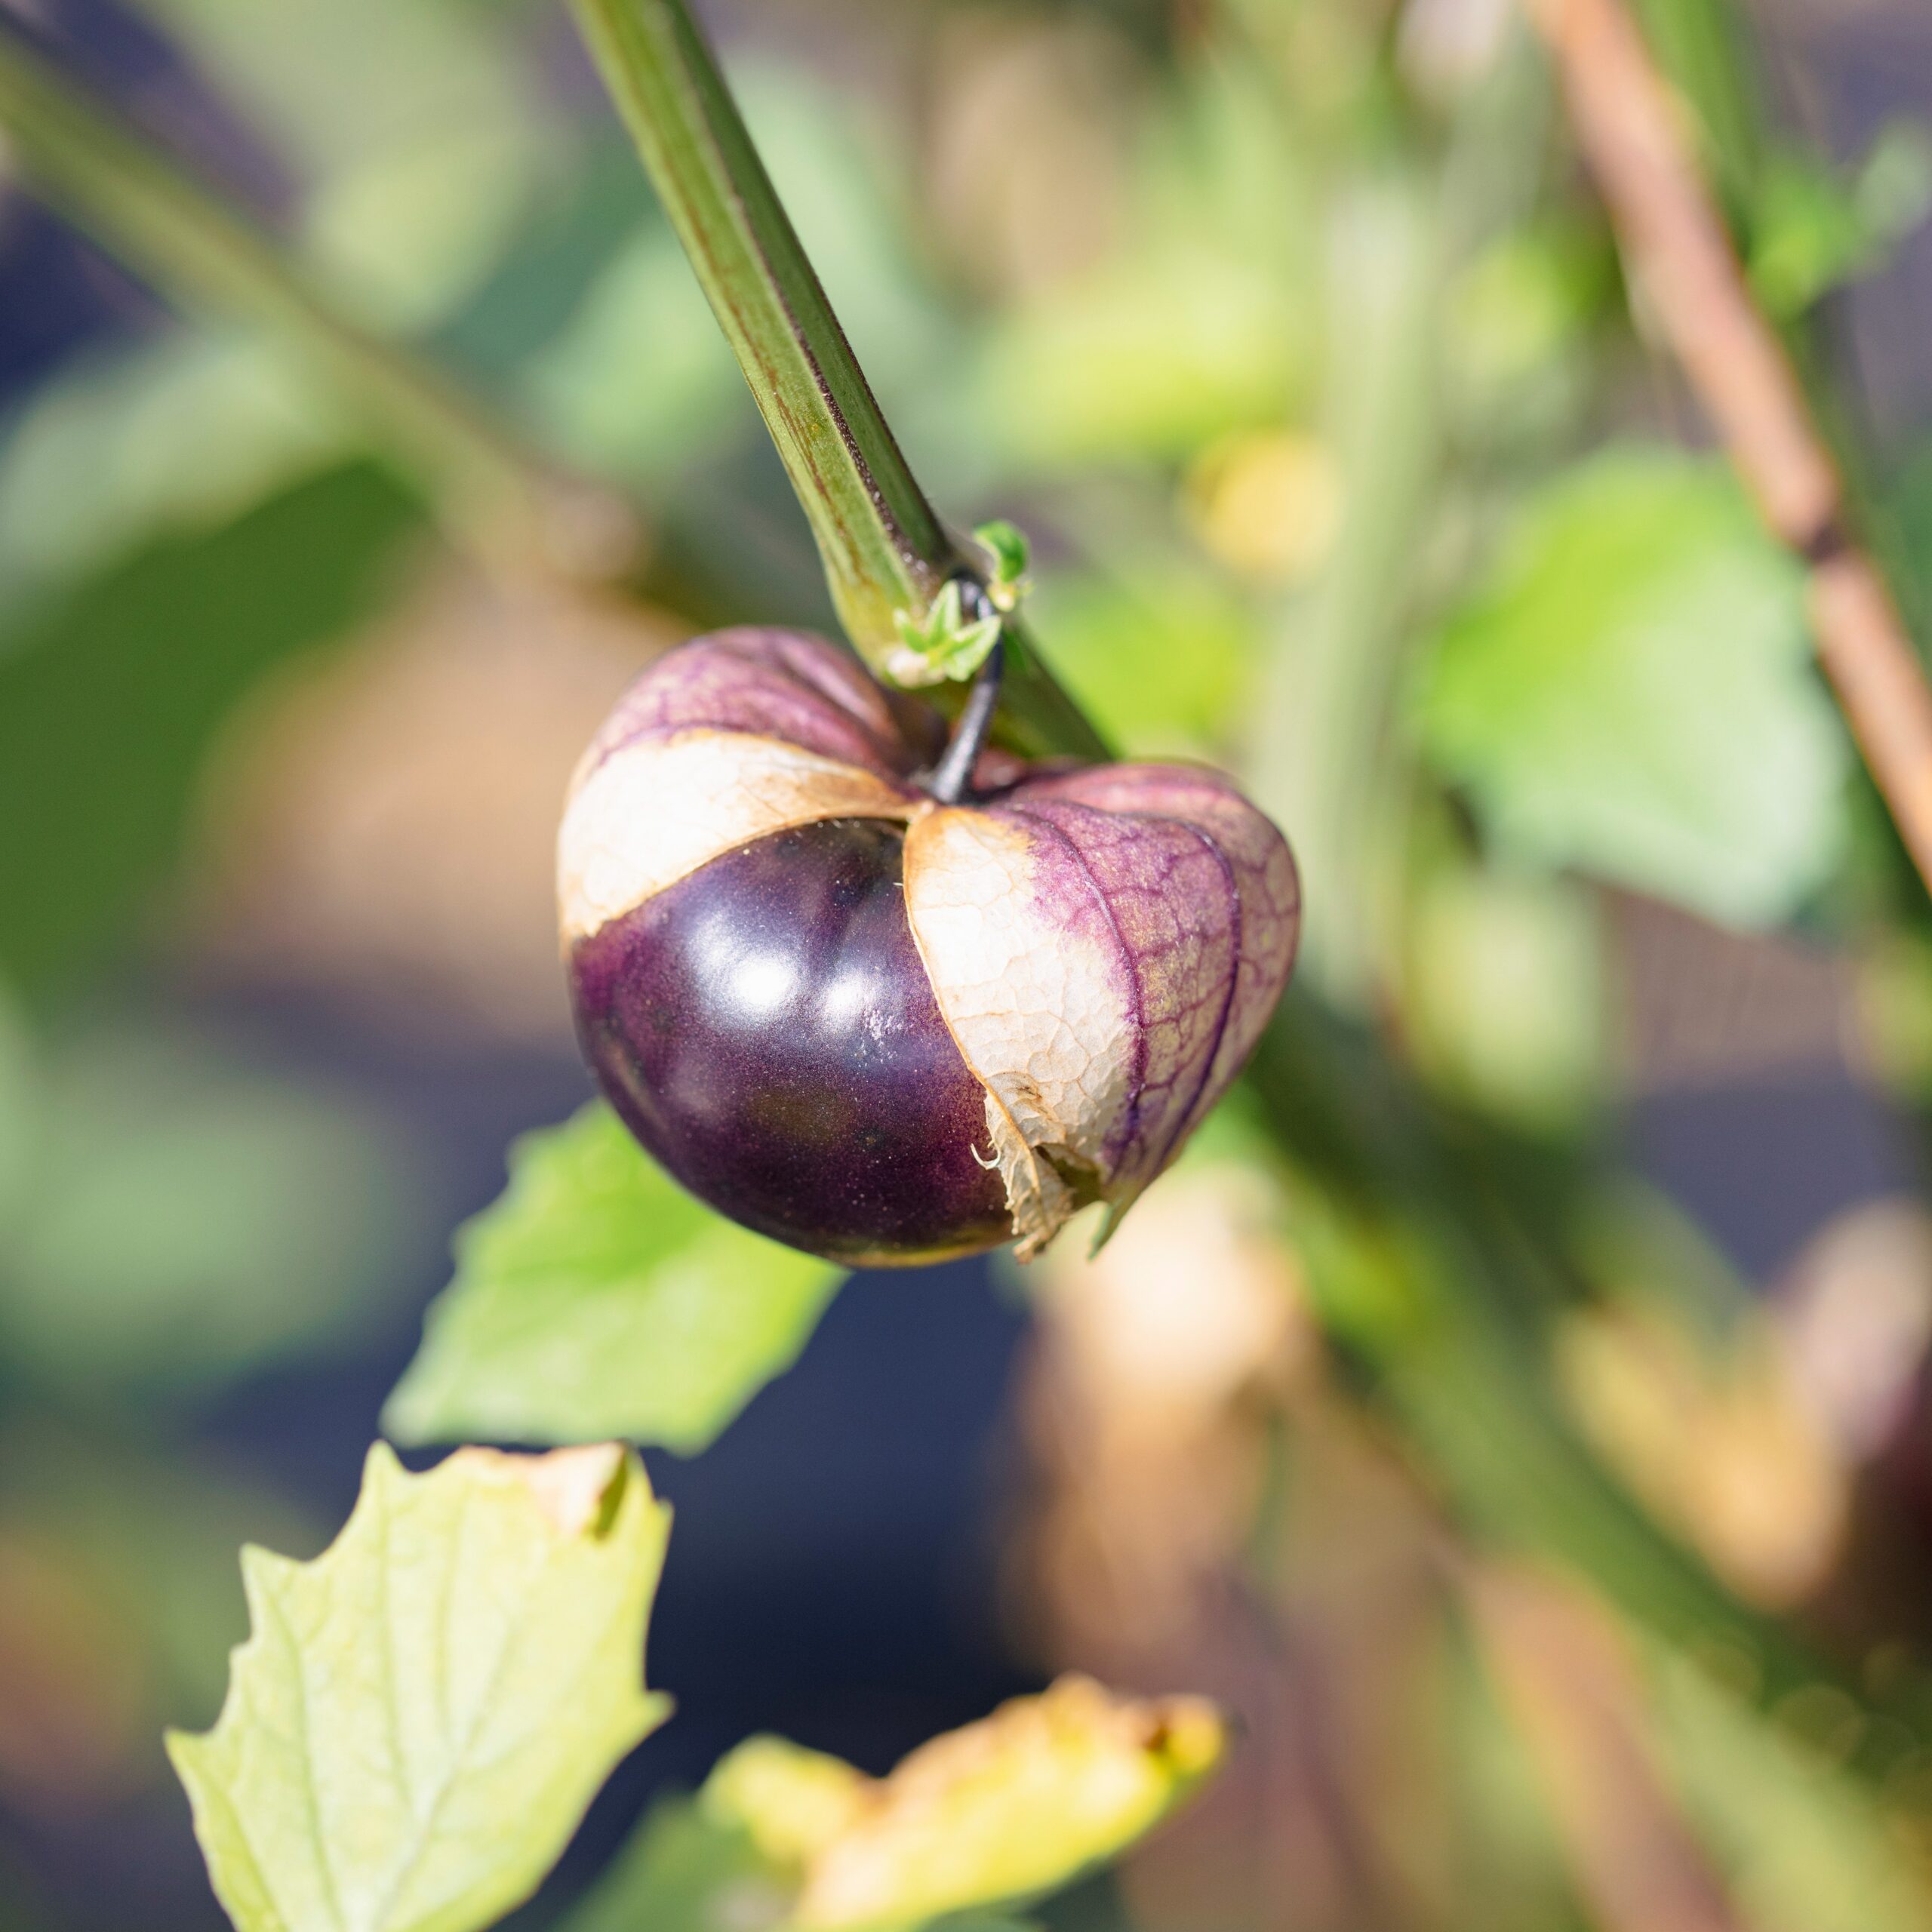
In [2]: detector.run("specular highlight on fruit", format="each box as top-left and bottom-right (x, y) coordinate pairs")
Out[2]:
(558, 627), (1299, 1266)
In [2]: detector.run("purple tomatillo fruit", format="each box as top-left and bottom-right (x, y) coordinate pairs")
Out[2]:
(558, 626), (1300, 1266)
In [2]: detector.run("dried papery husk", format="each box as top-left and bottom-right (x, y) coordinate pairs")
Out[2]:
(903, 769), (1298, 1257)
(557, 626), (931, 943)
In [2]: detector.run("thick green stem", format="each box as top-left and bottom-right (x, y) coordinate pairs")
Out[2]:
(569, 0), (950, 651)
(1245, 1000), (1932, 1780)
(0, 20), (632, 578)
(992, 613), (1115, 764)
(569, 0), (1110, 763)
(1252, 172), (1441, 1007)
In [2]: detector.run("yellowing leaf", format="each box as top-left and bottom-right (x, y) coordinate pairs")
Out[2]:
(168, 1442), (672, 1932)
(704, 1737), (873, 1867)
(384, 1103), (844, 1454)
(706, 1675), (1225, 1930)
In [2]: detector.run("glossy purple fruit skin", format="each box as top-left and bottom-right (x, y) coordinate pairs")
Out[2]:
(570, 817), (1012, 1266)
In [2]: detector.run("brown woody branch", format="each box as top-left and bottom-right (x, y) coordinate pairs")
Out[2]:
(1522, 0), (1932, 900)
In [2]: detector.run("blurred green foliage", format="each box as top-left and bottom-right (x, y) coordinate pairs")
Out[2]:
(1749, 125), (1932, 320)
(137, 0), (555, 331)
(1417, 448), (1846, 928)
(558, 1792), (778, 1932)
(0, 1020), (419, 1398)
(0, 0), (1930, 1927)
(0, 462), (422, 991)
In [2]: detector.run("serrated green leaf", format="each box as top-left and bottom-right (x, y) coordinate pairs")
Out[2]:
(168, 1441), (671, 1932)
(384, 1103), (844, 1454)
(705, 1676), (1226, 1931)
(567, 1682), (1214, 1932)
(1414, 450), (1847, 928)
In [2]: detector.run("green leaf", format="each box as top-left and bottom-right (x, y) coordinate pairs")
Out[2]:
(168, 1441), (672, 1932)
(1748, 125), (1932, 318)
(563, 1682), (1217, 1932)
(558, 1789), (1040, 1932)
(384, 1103), (844, 1454)
(1414, 450), (1847, 929)
(888, 580), (1001, 689)
(556, 1793), (784, 1932)
(0, 461), (423, 993)
(704, 1677), (1226, 1930)
(1749, 153), (1879, 318)
(972, 522), (1032, 616)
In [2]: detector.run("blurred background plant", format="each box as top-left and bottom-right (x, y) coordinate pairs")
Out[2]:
(5, 0), (1932, 1927)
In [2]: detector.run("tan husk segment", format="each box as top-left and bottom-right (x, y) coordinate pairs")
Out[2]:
(558, 727), (917, 941)
(556, 628), (931, 944)
(901, 807), (1123, 1256)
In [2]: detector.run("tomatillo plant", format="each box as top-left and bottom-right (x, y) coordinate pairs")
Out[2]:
(14, 0), (1932, 1927)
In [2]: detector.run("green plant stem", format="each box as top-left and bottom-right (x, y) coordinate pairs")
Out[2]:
(568, 0), (949, 648)
(569, 0), (1109, 763)
(1253, 171), (1441, 1007)
(988, 612), (1115, 763)
(1246, 1000), (1932, 1783)
(0, 20), (633, 580)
